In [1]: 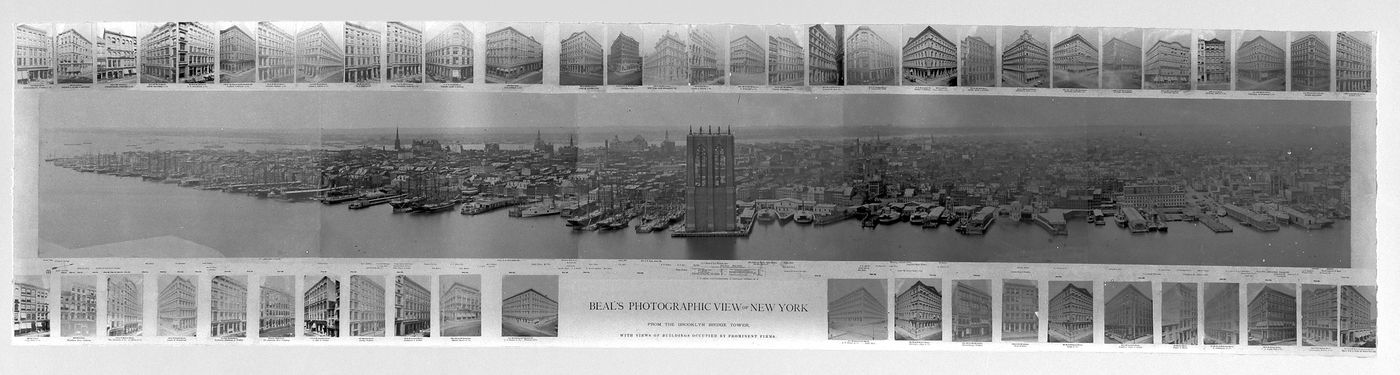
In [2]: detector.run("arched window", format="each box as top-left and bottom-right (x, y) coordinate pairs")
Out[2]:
(713, 145), (726, 186)
(694, 148), (706, 187)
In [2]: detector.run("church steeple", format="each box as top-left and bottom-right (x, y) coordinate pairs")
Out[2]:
(394, 127), (402, 151)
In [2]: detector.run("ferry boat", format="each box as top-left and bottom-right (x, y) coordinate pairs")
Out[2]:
(909, 210), (928, 225)
(348, 194), (405, 209)
(777, 210), (795, 223)
(793, 210), (814, 224)
(518, 204), (562, 217)
(876, 209), (902, 224)
(756, 209), (777, 222)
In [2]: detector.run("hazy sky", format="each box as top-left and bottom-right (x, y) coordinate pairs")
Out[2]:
(503, 275), (558, 300)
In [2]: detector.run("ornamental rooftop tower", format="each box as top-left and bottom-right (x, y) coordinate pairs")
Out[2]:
(685, 126), (737, 233)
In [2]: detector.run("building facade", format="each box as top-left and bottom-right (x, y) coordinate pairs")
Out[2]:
(1204, 284), (1240, 344)
(1289, 33), (1330, 92)
(1339, 286), (1373, 346)
(829, 287), (886, 331)
(344, 22), (382, 83)
(395, 276), (431, 336)
(442, 282), (482, 322)
(893, 281), (941, 339)
(1144, 40), (1189, 89)
(961, 36), (995, 87)
(1101, 37), (1142, 87)
(256, 22), (295, 82)
(210, 276), (248, 337)
(808, 25), (843, 85)
(1121, 184), (1186, 208)
(560, 30), (603, 81)
(425, 23), (472, 83)
(1002, 30), (1049, 87)
(643, 30), (689, 85)
(384, 22), (422, 82)
(728, 35), (764, 82)
(106, 276), (142, 336)
(16, 25), (54, 83)
(768, 35), (804, 85)
(502, 289), (558, 324)
(1301, 286), (1338, 345)
(219, 25), (255, 79)
(61, 281), (97, 336)
(348, 276), (386, 336)
(1335, 32), (1373, 92)
(1050, 283), (1093, 342)
(485, 27), (543, 83)
(304, 276), (340, 337)
(608, 33), (641, 75)
(685, 128), (737, 232)
(295, 24), (344, 83)
(140, 22), (215, 83)
(901, 26), (957, 84)
(158, 276), (197, 336)
(1054, 34), (1099, 75)
(1248, 285), (1297, 345)
(259, 284), (294, 336)
(14, 281), (50, 336)
(55, 28), (94, 83)
(952, 282), (992, 340)
(1236, 36), (1285, 88)
(1160, 283), (1198, 345)
(846, 27), (898, 85)
(1105, 284), (1152, 342)
(1002, 281), (1038, 339)
(688, 28), (722, 85)
(1196, 37), (1230, 86)
(97, 29), (137, 82)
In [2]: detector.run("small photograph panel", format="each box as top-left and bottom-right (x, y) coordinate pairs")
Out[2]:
(54, 23), (96, 84)
(807, 24), (844, 85)
(385, 21), (424, 83)
(727, 24), (767, 85)
(893, 278), (941, 341)
(156, 275), (198, 337)
(1247, 283), (1297, 346)
(1195, 30), (1232, 90)
(303, 275), (340, 337)
(952, 280), (992, 342)
(958, 25), (998, 87)
(106, 274), (144, 336)
(1203, 283), (1241, 345)
(347, 275), (386, 337)
(1289, 31), (1331, 92)
(606, 24), (643, 85)
(258, 276), (296, 338)
(485, 23), (545, 84)
(688, 24), (727, 85)
(1160, 282), (1198, 345)
(255, 21), (298, 83)
(1300, 284), (1338, 346)
(394, 275), (432, 337)
(440, 275), (482, 337)
(1051, 27), (1100, 89)
(641, 24), (691, 86)
(502, 275), (559, 337)
(217, 22), (257, 83)
(1340, 285), (1375, 347)
(559, 23), (605, 86)
(424, 22), (475, 84)
(900, 24), (958, 86)
(1100, 28), (1142, 89)
(1143, 29), (1191, 90)
(344, 21), (384, 84)
(766, 25), (805, 86)
(1000, 26), (1051, 88)
(14, 275), (52, 337)
(845, 25), (900, 86)
(210, 275), (249, 338)
(828, 279), (888, 340)
(60, 275), (98, 337)
(1002, 279), (1039, 342)
(1048, 281), (1093, 343)
(294, 22), (346, 84)
(15, 23), (55, 85)
(1104, 281), (1152, 344)
(95, 23), (142, 84)
(1236, 30), (1286, 91)
(139, 22), (216, 84)
(1335, 31), (1373, 93)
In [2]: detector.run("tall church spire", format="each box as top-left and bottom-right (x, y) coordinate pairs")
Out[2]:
(394, 127), (402, 151)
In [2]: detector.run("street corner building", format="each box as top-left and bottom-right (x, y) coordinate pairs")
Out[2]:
(828, 286), (887, 340)
(218, 25), (256, 83)
(1339, 286), (1374, 347)
(395, 276), (431, 337)
(1052, 33), (1099, 89)
(210, 276), (248, 338)
(106, 276), (143, 336)
(559, 29), (604, 85)
(1196, 36), (1231, 89)
(1236, 35), (1285, 91)
(97, 28), (138, 83)
(900, 26), (957, 86)
(385, 22), (423, 83)
(1049, 283), (1093, 343)
(1248, 284), (1297, 345)
(1144, 39), (1190, 90)
(486, 26), (543, 84)
(502, 288), (559, 337)
(607, 31), (641, 85)
(256, 21), (296, 83)
(14, 279), (51, 337)
(1001, 29), (1049, 87)
(767, 32), (804, 86)
(1160, 283), (1198, 345)
(1002, 281), (1039, 342)
(258, 281), (295, 337)
(1100, 36), (1142, 89)
(295, 24), (345, 84)
(1204, 283), (1240, 345)
(15, 24), (54, 84)
(141, 22), (215, 83)
(893, 281), (941, 341)
(55, 27), (94, 84)
(60, 279), (97, 337)
(687, 27), (723, 85)
(441, 281), (482, 337)
(1104, 284), (1152, 344)
(1301, 285), (1338, 346)
(952, 281), (992, 342)
(680, 128), (740, 235)
(425, 23), (473, 83)
(807, 24), (844, 85)
(643, 29), (689, 85)
(727, 34), (765, 85)
(304, 276), (340, 337)
(348, 275), (386, 337)
(959, 33), (995, 87)
(845, 26), (898, 85)
(1334, 32), (1373, 92)
(344, 22), (383, 84)
(1289, 33), (1331, 92)
(158, 276), (197, 336)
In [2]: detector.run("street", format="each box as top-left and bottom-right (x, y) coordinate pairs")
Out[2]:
(62, 320), (95, 337)
(728, 72), (765, 85)
(1052, 69), (1098, 88)
(1101, 71), (1142, 89)
(98, 75), (138, 84)
(893, 324), (941, 341)
(442, 319), (482, 336)
(903, 74), (954, 86)
(607, 71), (641, 85)
(220, 69), (256, 83)
(502, 320), (557, 337)
(299, 71), (344, 84)
(828, 322), (886, 340)
(259, 326), (294, 337)
(486, 70), (542, 84)
(560, 72), (603, 85)
(1237, 76), (1284, 91)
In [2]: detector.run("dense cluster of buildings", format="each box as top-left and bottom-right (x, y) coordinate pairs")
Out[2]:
(846, 26), (898, 85)
(55, 28), (94, 83)
(14, 280), (51, 336)
(1144, 39), (1189, 89)
(259, 281), (295, 337)
(305, 276), (341, 337)
(893, 281), (941, 340)
(807, 25), (844, 85)
(219, 25), (255, 82)
(767, 35), (804, 85)
(828, 285), (886, 340)
(1334, 32), (1373, 92)
(728, 35), (765, 85)
(140, 22), (215, 83)
(900, 26), (957, 86)
(1160, 283), (1198, 345)
(425, 23), (473, 83)
(1001, 30), (1048, 87)
(1002, 280), (1038, 341)
(158, 276), (197, 336)
(395, 276), (431, 336)
(688, 28), (723, 85)
(211, 276), (248, 337)
(1248, 285), (1297, 345)
(107, 276), (143, 336)
(385, 22), (422, 82)
(1104, 284), (1152, 343)
(348, 275), (386, 336)
(256, 22), (296, 82)
(295, 24), (345, 83)
(344, 22), (382, 83)
(643, 30), (689, 85)
(15, 25), (53, 84)
(485, 26), (543, 83)
(1049, 283), (1093, 343)
(1289, 33), (1331, 92)
(952, 282), (992, 341)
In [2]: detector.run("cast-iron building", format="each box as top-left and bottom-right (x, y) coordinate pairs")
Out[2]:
(210, 276), (248, 337)
(1161, 283), (1198, 345)
(688, 28), (722, 85)
(502, 289), (558, 324)
(829, 287), (886, 330)
(1101, 37), (1142, 87)
(295, 24), (344, 83)
(219, 26), (255, 77)
(1236, 36), (1285, 86)
(13, 281), (50, 335)
(807, 25), (843, 85)
(485, 26), (543, 83)
(1289, 33), (1330, 92)
(158, 276), (197, 335)
(344, 22), (382, 83)
(728, 36), (764, 80)
(961, 36), (995, 87)
(768, 35), (804, 85)
(1144, 40), (1189, 89)
(61, 281), (97, 336)
(425, 23), (473, 83)
(1339, 286), (1373, 346)
(386, 22), (422, 82)
(15, 25), (53, 83)
(608, 33), (641, 75)
(256, 22), (295, 82)
(846, 26), (898, 85)
(1196, 38), (1230, 85)
(259, 285), (294, 336)
(395, 276), (431, 336)
(1105, 284), (1152, 343)
(97, 30), (137, 82)
(106, 277), (142, 336)
(348, 276), (386, 336)
(141, 22), (215, 83)
(893, 281), (941, 338)
(1053, 34), (1099, 75)
(1204, 284), (1240, 344)
(55, 28), (94, 83)
(1050, 283), (1093, 342)
(643, 30), (689, 85)
(1335, 32), (1372, 92)
(1301, 286), (1338, 345)
(1002, 281), (1038, 338)
(685, 128), (737, 232)
(442, 282), (482, 321)
(304, 276), (340, 337)
(953, 282), (992, 340)
(1248, 285), (1297, 345)
(1002, 30), (1048, 87)
(560, 31), (603, 78)
(901, 26), (957, 83)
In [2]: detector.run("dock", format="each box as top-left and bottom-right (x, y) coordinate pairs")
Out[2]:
(1198, 215), (1234, 233)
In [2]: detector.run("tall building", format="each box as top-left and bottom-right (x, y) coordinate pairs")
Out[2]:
(385, 22), (422, 82)
(808, 25), (843, 85)
(684, 127), (737, 233)
(106, 276), (142, 336)
(768, 35), (804, 85)
(140, 22), (215, 83)
(1160, 283), (1198, 345)
(296, 24), (344, 83)
(1290, 33), (1330, 91)
(688, 28), (722, 85)
(1248, 285), (1297, 345)
(1101, 37), (1142, 88)
(304, 276), (340, 337)
(442, 282), (482, 321)
(901, 26), (957, 85)
(1236, 35), (1285, 89)
(55, 28), (94, 83)
(953, 282), (992, 340)
(1053, 33), (1098, 88)
(14, 281), (50, 336)
(1335, 32), (1373, 92)
(1204, 284), (1240, 344)
(960, 36), (995, 87)
(256, 22), (295, 82)
(1301, 286), (1338, 345)
(560, 30), (603, 83)
(846, 26), (898, 85)
(502, 289), (558, 324)
(395, 276), (431, 336)
(1122, 184), (1186, 208)
(1339, 286), (1373, 346)
(219, 26), (255, 81)
(15, 25), (53, 84)
(97, 29), (137, 82)
(1196, 37), (1230, 86)
(210, 276), (248, 337)
(1002, 281), (1038, 339)
(1144, 40), (1189, 89)
(344, 22), (382, 83)
(485, 26), (543, 83)
(348, 276), (386, 336)
(1002, 30), (1049, 87)
(158, 276), (197, 336)
(829, 286), (886, 338)
(425, 23), (473, 83)
(1105, 284), (1152, 343)
(1050, 283), (1093, 342)
(259, 284), (294, 337)
(893, 281), (941, 340)
(608, 32), (641, 75)
(643, 30), (688, 85)
(728, 35), (764, 83)
(61, 281), (97, 336)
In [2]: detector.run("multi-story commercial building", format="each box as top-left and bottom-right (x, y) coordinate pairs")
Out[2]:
(97, 29), (137, 82)
(106, 276), (142, 336)
(1236, 35), (1285, 89)
(210, 276), (248, 337)
(1053, 33), (1098, 88)
(425, 23), (472, 83)
(829, 286), (886, 336)
(688, 28), (722, 85)
(768, 35), (804, 85)
(643, 30), (688, 85)
(808, 25), (843, 85)
(385, 22), (422, 82)
(485, 26), (543, 83)
(685, 128), (737, 233)
(893, 281), (941, 339)
(344, 22), (382, 83)
(953, 282), (992, 340)
(1050, 283), (1093, 342)
(259, 284), (294, 336)
(14, 281), (50, 336)
(219, 25), (255, 80)
(55, 28), (94, 83)
(1204, 284), (1240, 344)
(348, 275), (385, 336)
(1248, 285), (1297, 345)
(728, 35), (764, 83)
(304, 276), (340, 337)
(1144, 40), (1189, 89)
(16, 25), (53, 84)
(1121, 184), (1186, 208)
(1161, 283), (1198, 345)
(961, 36), (995, 87)
(502, 288), (558, 324)
(395, 276), (431, 336)
(1339, 286), (1373, 346)
(1002, 281), (1038, 339)
(295, 24), (344, 83)
(1105, 284), (1152, 343)
(608, 32), (641, 76)
(1301, 286), (1338, 345)
(1335, 32), (1373, 92)
(1002, 30), (1049, 87)
(1101, 37), (1141, 88)
(846, 26), (898, 85)
(140, 22), (215, 83)
(158, 276), (197, 336)
(560, 30), (603, 83)
(901, 26), (957, 85)
(61, 281), (96, 336)
(1196, 37), (1230, 87)
(256, 22), (295, 82)
(1290, 33), (1330, 92)
(442, 282), (482, 322)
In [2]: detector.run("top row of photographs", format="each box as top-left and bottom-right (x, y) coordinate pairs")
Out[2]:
(14, 22), (1374, 93)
